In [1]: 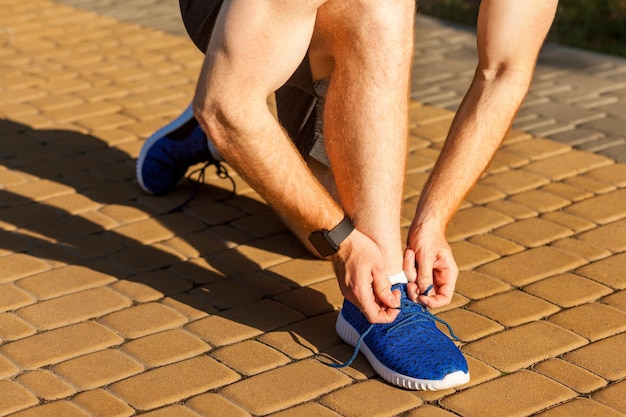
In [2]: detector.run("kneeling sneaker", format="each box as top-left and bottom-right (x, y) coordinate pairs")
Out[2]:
(334, 283), (470, 390)
(136, 104), (221, 196)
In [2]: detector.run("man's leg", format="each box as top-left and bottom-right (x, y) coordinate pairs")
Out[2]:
(309, 0), (415, 277)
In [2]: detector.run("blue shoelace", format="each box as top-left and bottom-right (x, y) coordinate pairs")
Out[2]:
(330, 285), (460, 369)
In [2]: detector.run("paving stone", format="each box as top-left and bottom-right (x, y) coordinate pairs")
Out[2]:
(99, 302), (188, 339)
(15, 369), (76, 400)
(449, 241), (500, 271)
(7, 401), (92, 417)
(269, 403), (341, 417)
(484, 200), (538, 219)
(0, 284), (35, 313)
(258, 313), (340, 359)
(502, 137), (571, 161)
(185, 315), (262, 347)
(468, 290), (560, 327)
(15, 265), (117, 300)
(586, 163), (626, 186)
(111, 269), (194, 303)
(72, 389), (135, 417)
(186, 393), (251, 417)
(576, 253), (626, 290)
(477, 246), (587, 286)
(563, 333), (626, 381)
(404, 405), (460, 417)
(52, 349), (144, 390)
(0, 253), (51, 283)
(109, 356), (239, 411)
(564, 189), (626, 224)
(577, 219), (626, 252)
(463, 321), (587, 372)
(441, 370), (576, 417)
(212, 340), (290, 376)
(446, 206), (514, 241)
(16, 287), (131, 330)
(534, 357), (608, 395)
(603, 290), (626, 311)
(524, 273), (613, 308)
(108, 243), (186, 272)
(0, 321), (123, 369)
(536, 398), (624, 417)
(540, 212), (596, 233)
(221, 359), (351, 416)
(493, 217), (573, 247)
(563, 175), (617, 194)
(540, 182), (594, 202)
(467, 234), (524, 256)
(436, 308), (503, 342)
(548, 303), (626, 342)
(273, 279), (343, 317)
(161, 294), (215, 320)
(0, 313), (36, 341)
(319, 379), (422, 417)
(138, 405), (202, 417)
(120, 329), (210, 368)
(523, 150), (613, 180)
(592, 380), (626, 414)
(161, 232), (228, 259)
(189, 279), (262, 310)
(0, 380), (39, 416)
(480, 170), (549, 195)
(507, 190), (571, 213)
(454, 270), (512, 301)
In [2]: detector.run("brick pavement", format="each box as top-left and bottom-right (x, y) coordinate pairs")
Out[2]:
(1, 1), (625, 416)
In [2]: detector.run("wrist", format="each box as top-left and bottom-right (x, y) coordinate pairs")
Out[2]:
(308, 215), (355, 257)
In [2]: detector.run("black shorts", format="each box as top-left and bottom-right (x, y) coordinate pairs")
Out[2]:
(179, 0), (328, 165)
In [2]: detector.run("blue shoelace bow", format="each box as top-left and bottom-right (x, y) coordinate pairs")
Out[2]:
(330, 285), (460, 369)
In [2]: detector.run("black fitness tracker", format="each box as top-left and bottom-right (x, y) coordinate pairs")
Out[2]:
(308, 215), (355, 257)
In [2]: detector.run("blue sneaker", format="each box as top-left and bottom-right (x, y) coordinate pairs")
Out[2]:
(136, 104), (217, 195)
(334, 284), (470, 390)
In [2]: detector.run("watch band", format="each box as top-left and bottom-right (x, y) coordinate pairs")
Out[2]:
(308, 215), (355, 257)
(326, 216), (355, 248)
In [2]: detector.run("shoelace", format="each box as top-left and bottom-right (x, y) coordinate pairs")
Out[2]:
(165, 161), (236, 214)
(330, 285), (460, 369)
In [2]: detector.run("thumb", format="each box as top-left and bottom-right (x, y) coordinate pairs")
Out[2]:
(372, 271), (400, 309)
(415, 254), (434, 297)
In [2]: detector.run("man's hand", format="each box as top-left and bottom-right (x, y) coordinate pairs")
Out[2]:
(404, 222), (458, 308)
(333, 230), (401, 324)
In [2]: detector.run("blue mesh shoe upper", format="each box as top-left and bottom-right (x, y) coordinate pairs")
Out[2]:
(137, 106), (215, 196)
(336, 284), (468, 385)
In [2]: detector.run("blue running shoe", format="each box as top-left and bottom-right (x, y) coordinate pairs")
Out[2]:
(136, 104), (217, 195)
(334, 284), (470, 390)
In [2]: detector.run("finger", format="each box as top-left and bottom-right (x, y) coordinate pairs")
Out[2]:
(415, 255), (434, 297)
(403, 249), (417, 282)
(355, 285), (400, 324)
(372, 269), (401, 309)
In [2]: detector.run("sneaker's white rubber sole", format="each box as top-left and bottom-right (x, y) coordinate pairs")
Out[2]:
(335, 312), (470, 391)
(136, 103), (195, 194)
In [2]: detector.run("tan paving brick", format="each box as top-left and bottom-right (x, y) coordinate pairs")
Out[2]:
(564, 189), (626, 224)
(0, 380), (40, 416)
(185, 315), (262, 347)
(162, 232), (228, 259)
(0, 313), (35, 341)
(221, 359), (350, 416)
(502, 137), (571, 161)
(186, 393), (251, 417)
(467, 234), (524, 256)
(120, 329), (210, 368)
(576, 253), (626, 289)
(269, 403), (341, 417)
(217, 298), (305, 334)
(0, 253), (51, 283)
(15, 369), (76, 400)
(138, 405), (202, 417)
(488, 149), (530, 171)
(563, 175), (617, 194)
(533, 358), (607, 394)
(507, 190), (571, 213)
(468, 290), (560, 327)
(540, 182), (594, 202)
(480, 170), (549, 195)
(586, 163), (626, 187)
(264, 258), (334, 289)
(440, 370), (576, 417)
(110, 269), (193, 303)
(493, 217), (573, 247)
(259, 313), (340, 359)
(99, 302), (188, 339)
(7, 401), (92, 417)
(72, 389), (135, 417)
(454, 271), (512, 301)
(404, 405), (460, 417)
(0, 355), (19, 379)
(213, 340), (290, 376)
(524, 273), (613, 308)
(464, 321), (587, 372)
(320, 379), (422, 417)
(109, 243), (186, 272)
(592, 380), (626, 414)
(109, 356), (240, 411)
(436, 308), (503, 342)
(53, 349), (144, 390)
(523, 150), (614, 181)
(446, 206), (514, 241)
(535, 398), (624, 417)
(540, 212), (596, 233)
(15, 265), (117, 300)
(462, 355), (504, 389)
(449, 241), (500, 270)
(273, 279), (343, 317)
(190, 280), (262, 310)
(16, 287), (131, 330)
(564, 333), (626, 381)
(477, 246), (587, 286)
(549, 303), (626, 341)
(0, 284), (35, 313)
(577, 219), (626, 252)
(603, 290), (626, 311)
(0, 321), (123, 369)
(111, 218), (177, 245)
